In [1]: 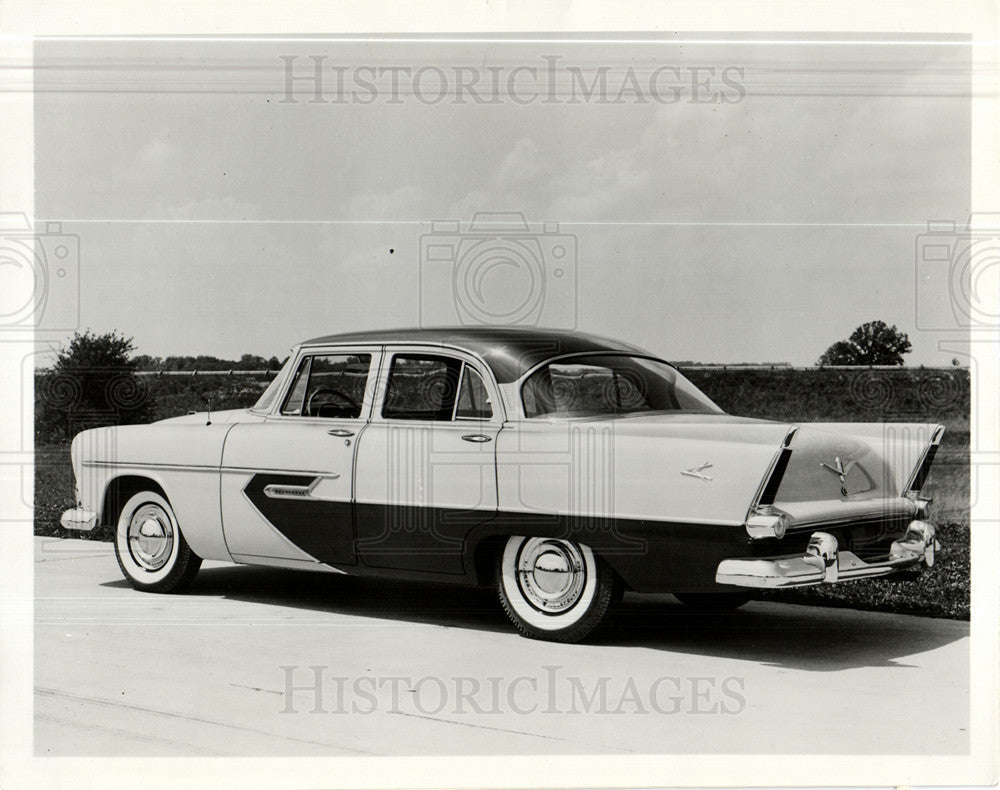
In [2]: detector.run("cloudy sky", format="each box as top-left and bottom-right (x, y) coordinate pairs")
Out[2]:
(31, 35), (971, 365)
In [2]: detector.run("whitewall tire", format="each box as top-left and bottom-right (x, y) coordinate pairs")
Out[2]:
(497, 536), (616, 643)
(114, 491), (201, 593)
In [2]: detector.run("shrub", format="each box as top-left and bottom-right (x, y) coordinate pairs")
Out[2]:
(35, 331), (156, 445)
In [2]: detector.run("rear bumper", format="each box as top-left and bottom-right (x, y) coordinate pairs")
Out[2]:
(60, 508), (99, 531)
(716, 520), (937, 589)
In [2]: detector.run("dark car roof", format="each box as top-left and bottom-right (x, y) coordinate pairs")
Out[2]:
(302, 327), (650, 383)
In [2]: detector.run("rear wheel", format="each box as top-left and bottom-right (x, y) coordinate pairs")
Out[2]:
(673, 591), (753, 611)
(114, 491), (201, 593)
(496, 536), (615, 643)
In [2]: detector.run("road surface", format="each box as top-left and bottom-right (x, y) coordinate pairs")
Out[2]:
(33, 537), (969, 756)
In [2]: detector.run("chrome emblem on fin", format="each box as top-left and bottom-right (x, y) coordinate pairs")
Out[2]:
(820, 456), (856, 497)
(681, 462), (713, 482)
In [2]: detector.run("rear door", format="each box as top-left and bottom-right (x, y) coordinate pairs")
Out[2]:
(221, 346), (381, 568)
(353, 348), (502, 574)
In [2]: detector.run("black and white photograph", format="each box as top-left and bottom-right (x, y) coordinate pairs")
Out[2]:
(1, 2), (998, 789)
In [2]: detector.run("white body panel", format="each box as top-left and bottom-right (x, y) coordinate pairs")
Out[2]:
(354, 421), (500, 512)
(72, 422), (244, 562)
(355, 343), (504, 513)
(799, 422), (942, 495)
(496, 415), (793, 526)
(220, 419), (362, 561)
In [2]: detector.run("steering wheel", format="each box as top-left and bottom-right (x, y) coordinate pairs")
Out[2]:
(305, 387), (359, 416)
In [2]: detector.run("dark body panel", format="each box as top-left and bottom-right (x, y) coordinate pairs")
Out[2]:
(242, 474), (357, 566)
(303, 326), (648, 384)
(241, 477), (914, 593)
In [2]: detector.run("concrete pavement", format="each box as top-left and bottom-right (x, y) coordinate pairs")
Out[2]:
(33, 537), (969, 756)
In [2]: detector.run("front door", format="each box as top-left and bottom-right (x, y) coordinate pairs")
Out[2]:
(353, 350), (502, 575)
(220, 347), (380, 568)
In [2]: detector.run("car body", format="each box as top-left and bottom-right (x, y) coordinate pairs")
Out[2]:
(61, 327), (943, 642)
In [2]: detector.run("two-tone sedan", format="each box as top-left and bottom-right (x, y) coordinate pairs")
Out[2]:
(61, 328), (942, 642)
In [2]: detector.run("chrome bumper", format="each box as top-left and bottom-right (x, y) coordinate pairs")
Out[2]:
(716, 520), (938, 589)
(60, 508), (99, 531)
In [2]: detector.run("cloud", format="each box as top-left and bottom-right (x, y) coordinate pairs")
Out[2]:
(346, 185), (426, 220)
(147, 195), (264, 221)
(133, 135), (182, 172)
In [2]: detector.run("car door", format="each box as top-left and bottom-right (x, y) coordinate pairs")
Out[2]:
(353, 348), (502, 575)
(220, 346), (381, 569)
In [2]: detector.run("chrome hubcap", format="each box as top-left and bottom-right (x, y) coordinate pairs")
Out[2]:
(127, 504), (174, 571)
(516, 538), (586, 613)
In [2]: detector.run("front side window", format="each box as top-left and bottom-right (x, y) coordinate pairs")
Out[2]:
(521, 354), (722, 418)
(280, 353), (371, 418)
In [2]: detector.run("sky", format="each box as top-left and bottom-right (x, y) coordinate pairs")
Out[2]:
(28, 35), (973, 366)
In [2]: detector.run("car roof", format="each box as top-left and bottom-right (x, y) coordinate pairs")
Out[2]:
(301, 327), (651, 383)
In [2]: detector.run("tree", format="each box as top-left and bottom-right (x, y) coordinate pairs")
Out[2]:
(35, 330), (156, 444)
(817, 320), (912, 366)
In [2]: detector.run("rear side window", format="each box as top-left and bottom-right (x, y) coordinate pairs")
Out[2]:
(521, 354), (721, 418)
(280, 353), (372, 418)
(382, 354), (464, 420)
(455, 365), (493, 420)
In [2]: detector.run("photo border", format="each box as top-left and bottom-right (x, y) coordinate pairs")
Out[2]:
(1, 2), (997, 788)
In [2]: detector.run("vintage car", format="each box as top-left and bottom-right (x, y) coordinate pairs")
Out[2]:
(61, 328), (943, 642)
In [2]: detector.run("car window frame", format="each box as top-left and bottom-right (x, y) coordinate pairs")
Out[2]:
(263, 345), (384, 423)
(372, 345), (504, 425)
(453, 364), (494, 421)
(515, 351), (723, 420)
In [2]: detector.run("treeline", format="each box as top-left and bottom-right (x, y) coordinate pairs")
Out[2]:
(133, 353), (286, 372)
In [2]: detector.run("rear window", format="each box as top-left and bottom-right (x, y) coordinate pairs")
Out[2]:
(521, 354), (721, 418)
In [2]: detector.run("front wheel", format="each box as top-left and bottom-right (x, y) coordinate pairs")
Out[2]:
(497, 536), (615, 643)
(114, 491), (201, 593)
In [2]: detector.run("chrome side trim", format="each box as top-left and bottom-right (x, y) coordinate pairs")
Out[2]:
(745, 425), (798, 514)
(83, 460), (214, 471)
(82, 460), (338, 477)
(781, 507), (917, 532)
(903, 423), (946, 494)
(229, 553), (348, 573)
(262, 476), (343, 501)
(222, 466), (337, 476)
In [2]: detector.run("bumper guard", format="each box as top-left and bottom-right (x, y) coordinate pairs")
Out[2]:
(60, 508), (99, 531)
(716, 520), (938, 589)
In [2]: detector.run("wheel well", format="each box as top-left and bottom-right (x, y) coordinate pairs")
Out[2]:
(471, 535), (509, 587)
(101, 476), (168, 528)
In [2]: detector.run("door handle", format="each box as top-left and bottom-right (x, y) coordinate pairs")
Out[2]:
(462, 434), (492, 443)
(327, 428), (355, 437)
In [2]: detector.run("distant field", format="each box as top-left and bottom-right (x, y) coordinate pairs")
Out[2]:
(34, 367), (971, 619)
(684, 367), (969, 524)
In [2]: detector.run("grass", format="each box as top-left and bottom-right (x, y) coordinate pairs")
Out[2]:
(758, 522), (970, 619)
(34, 368), (971, 620)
